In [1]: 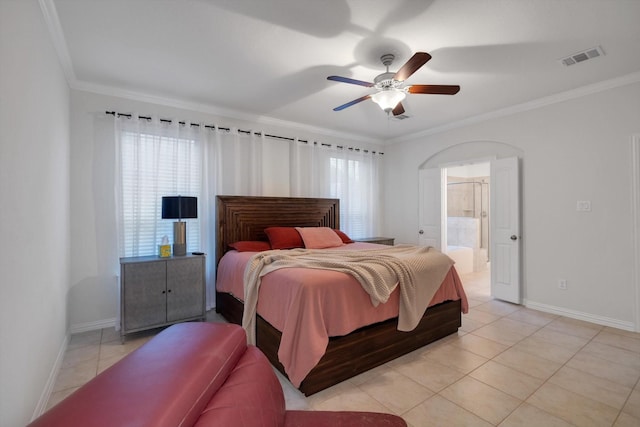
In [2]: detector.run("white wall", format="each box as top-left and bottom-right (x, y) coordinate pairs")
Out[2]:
(384, 81), (640, 329)
(0, 1), (70, 425)
(68, 89), (380, 330)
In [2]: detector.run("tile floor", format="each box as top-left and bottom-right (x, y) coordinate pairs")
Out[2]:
(48, 270), (640, 426)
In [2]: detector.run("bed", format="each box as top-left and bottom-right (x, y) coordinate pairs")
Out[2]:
(215, 195), (468, 395)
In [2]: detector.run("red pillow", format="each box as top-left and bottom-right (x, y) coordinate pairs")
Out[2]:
(264, 227), (304, 249)
(334, 229), (354, 244)
(229, 241), (271, 252)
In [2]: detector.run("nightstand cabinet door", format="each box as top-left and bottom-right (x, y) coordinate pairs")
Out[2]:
(122, 261), (167, 331)
(167, 257), (205, 322)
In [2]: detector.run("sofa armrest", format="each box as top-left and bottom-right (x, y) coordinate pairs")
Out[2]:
(194, 346), (286, 427)
(29, 323), (247, 427)
(193, 346), (406, 427)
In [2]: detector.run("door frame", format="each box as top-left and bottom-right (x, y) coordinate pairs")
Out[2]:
(632, 135), (640, 331)
(419, 155), (521, 302)
(442, 160), (492, 253)
(433, 158), (494, 251)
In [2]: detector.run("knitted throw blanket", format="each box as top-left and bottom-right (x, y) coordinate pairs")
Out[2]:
(242, 244), (454, 344)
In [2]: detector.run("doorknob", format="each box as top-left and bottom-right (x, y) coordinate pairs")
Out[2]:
(510, 235), (518, 241)
(419, 230), (424, 235)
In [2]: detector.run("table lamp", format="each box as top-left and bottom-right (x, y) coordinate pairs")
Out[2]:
(161, 196), (197, 256)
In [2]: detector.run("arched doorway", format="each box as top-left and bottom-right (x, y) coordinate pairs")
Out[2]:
(418, 141), (524, 303)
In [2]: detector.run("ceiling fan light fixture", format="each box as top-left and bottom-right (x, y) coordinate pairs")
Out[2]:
(328, 51), (458, 114)
(371, 89), (406, 112)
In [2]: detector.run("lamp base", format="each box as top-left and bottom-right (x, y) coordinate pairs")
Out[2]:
(173, 243), (186, 256)
(173, 221), (187, 256)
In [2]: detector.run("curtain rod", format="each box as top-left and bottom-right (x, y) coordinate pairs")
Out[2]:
(105, 111), (383, 155)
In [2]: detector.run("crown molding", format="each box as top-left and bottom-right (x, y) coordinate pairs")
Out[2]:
(72, 79), (381, 145)
(39, 0), (639, 147)
(386, 71), (640, 145)
(73, 69), (640, 148)
(39, 0), (77, 85)
(38, 0), (381, 145)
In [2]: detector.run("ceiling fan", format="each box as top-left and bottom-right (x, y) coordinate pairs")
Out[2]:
(327, 52), (460, 116)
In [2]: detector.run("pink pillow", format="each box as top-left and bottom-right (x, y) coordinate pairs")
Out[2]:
(264, 227), (304, 249)
(334, 230), (354, 244)
(228, 241), (271, 252)
(296, 227), (344, 249)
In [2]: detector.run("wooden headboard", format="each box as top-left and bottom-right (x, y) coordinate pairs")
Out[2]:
(216, 196), (340, 265)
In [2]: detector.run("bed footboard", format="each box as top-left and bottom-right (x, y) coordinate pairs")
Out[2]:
(216, 291), (461, 395)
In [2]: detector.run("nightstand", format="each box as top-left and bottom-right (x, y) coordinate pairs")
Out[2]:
(119, 254), (206, 342)
(354, 237), (395, 246)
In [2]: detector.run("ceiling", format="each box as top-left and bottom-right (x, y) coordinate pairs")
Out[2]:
(48, 0), (640, 143)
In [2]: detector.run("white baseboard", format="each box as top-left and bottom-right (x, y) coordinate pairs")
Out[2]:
(69, 317), (117, 334)
(524, 299), (636, 332)
(31, 318), (117, 421)
(30, 333), (69, 421)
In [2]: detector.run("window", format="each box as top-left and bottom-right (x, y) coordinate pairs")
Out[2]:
(119, 128), (202, 257)
(329, 155), (379, 238)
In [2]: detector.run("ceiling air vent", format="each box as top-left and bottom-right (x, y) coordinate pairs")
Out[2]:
(559, 46), (605, 67)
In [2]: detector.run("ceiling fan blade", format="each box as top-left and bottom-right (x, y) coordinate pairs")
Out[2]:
(333, 95), (371, 111)
(327, 75), (374, 87)
(408, 85), (460, 95)
(392, 102), (405, 116)
(394, 52), (431, 81)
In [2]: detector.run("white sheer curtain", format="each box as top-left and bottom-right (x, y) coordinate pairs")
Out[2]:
(198, 125), (222, 309)
(114, 115), (227, 309)
(201, 127), (263, 307)
(113, 114), (379, 308)
(290, 139), (382, 237)
(233, 129), (264, 196)
(332, 146), (382, 238)
(115, 115), (203, 257)
(210, 128), (264, 196)
(290, 139), (331, 197)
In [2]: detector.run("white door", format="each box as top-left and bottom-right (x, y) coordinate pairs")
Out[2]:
(418, 168), (445, 249)
(490, 156), (521, 303)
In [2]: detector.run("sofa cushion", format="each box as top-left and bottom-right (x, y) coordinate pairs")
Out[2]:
(194, 345), (286, 427)
(29, 323), (247, 427)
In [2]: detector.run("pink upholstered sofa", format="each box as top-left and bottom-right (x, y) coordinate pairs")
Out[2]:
(29, 322), (406, 427)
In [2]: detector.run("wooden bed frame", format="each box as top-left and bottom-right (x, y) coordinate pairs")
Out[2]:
(215, 195), (462, 395)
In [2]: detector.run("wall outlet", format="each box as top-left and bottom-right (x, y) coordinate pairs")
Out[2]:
(558, 279), (567, 290)
(576, 200), (591, 212)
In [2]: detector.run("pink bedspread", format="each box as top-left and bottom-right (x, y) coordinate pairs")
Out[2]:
(215, 242), (468, 387)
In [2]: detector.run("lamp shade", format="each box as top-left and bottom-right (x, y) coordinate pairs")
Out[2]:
(161, 196), (197, 220)
(371, 89), (406, 112)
